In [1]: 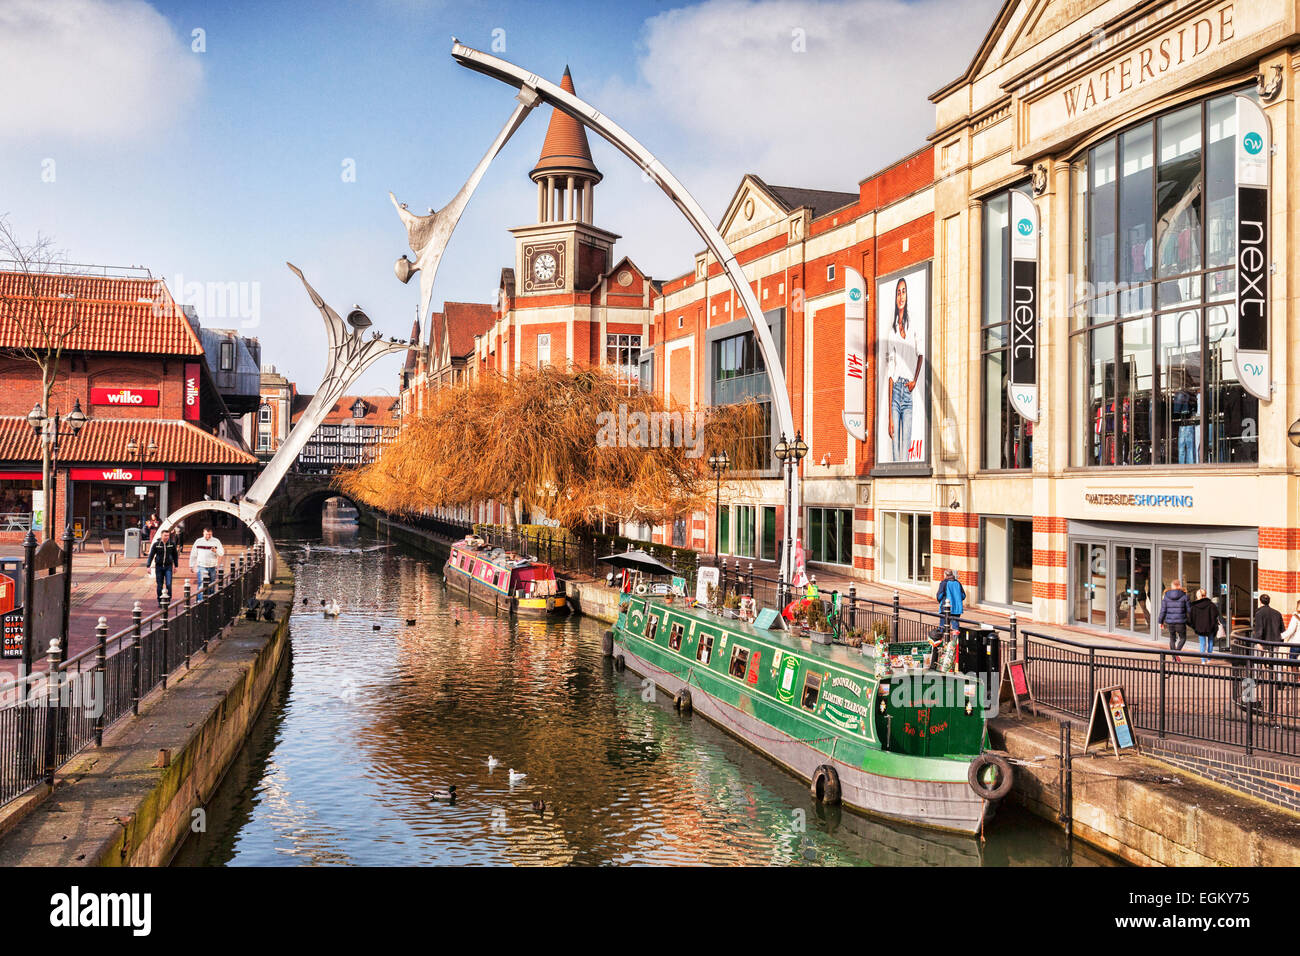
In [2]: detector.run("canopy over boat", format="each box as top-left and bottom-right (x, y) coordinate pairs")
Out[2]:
(598, 549), (676, 576)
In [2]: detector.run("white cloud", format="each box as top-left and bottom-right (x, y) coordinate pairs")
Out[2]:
(0, 0), (201, 142)
(595, 0), (1000, 190)
(576, 0), (1000, 281)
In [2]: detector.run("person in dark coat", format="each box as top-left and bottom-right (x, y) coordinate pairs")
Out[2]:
(1253, 593), (1285, 645)
(1157, 578), (1190, 651)
(145, 528), (180, 604)
(1187, 588), (1221, 663)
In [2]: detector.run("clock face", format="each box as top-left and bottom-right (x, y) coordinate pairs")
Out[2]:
(533, 253), (558, 282)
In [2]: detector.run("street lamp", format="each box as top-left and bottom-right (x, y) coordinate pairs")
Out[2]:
(708, 450), (730, 559)
(125, 436), (157, 461)
(773, 431), (808, 596)
(27, 399), (87, 538)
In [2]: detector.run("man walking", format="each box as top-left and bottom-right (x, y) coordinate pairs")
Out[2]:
(189, 527), (225, 599)
(1158, 578), (1191, 652)
(936, 569), (965, 624)
(1253, 593), (1285, 645)
(145, 528), (180, 605)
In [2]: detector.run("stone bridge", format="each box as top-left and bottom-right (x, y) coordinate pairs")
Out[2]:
(262, 472), (362, 527)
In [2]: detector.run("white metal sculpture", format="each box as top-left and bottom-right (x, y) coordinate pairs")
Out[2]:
(449, 40), (803, 584)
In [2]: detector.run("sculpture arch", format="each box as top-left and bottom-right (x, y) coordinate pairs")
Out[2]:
(156, 501), (279, 586)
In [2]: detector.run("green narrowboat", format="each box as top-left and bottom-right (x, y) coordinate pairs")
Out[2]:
(610, 595), (1010, 835)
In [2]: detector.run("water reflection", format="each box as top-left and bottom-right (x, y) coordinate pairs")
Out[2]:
(175, 527), (1117, 867)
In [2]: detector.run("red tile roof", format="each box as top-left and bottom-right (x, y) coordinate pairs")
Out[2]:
(0, 417), (257, 466)
(0, 271), (205, 356)
(294, 395), (400, 428)
(443, 302), (495, 358)
(531, 68), (601, 181)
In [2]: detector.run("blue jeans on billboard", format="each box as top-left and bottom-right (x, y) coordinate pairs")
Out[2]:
(154, 565), (173, 603)
(891, 379), (913, 462)
(195, 566), (216, 599)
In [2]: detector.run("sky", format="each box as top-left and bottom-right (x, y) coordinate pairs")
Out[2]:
(0, 0), (1002, 396)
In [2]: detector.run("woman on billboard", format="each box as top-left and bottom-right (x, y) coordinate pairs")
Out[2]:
(885, 277), (923, 461)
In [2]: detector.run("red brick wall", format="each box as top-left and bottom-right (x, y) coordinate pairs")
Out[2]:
(0, 355), (188, 419)
(811, 304), (845, 464)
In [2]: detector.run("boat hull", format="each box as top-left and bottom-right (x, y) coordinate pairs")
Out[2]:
(613, 636), (993, 835)
(444, 564), (567, 617)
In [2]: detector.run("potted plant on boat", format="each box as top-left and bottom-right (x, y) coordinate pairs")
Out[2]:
(722, 591), (742, 619)
(802, 600), (834, 645)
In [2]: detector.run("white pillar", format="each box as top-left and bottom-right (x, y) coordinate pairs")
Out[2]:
(586, 182), (594, 224)
(537, 179), (545, 222)
(567, 175), (575, 220)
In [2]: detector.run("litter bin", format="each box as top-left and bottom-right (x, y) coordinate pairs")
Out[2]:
(123, 527), (142, 560)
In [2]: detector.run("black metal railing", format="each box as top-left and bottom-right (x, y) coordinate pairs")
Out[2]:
(0, 546), (267, 807)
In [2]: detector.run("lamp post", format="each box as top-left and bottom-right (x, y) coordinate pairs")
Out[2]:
(708, 450), (730, 560)
(773, 431), (808, 589)
(27, 399), (87, 539)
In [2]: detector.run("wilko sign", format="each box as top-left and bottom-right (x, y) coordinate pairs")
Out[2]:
(89, 387), (159, 407)
(1235, 94), (1270, 402)
(69, 468), (167, 483)
(1008, 190), (1040, 423)
(183, 362), (201, 421)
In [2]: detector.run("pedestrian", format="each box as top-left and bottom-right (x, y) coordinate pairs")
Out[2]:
(144, 511), (161, 544)
(189, 527), (225, 599)
(145, 528), (180, 605)
(1253, 593), (1285, 645)
(1157, 577), (1190, 653)
(936, 568), (965, 622)
(1187, 588), (1221, 663)
(1281, 600), (1300, 661)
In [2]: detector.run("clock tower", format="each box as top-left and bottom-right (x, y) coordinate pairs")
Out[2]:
(511, 67), (618, 295)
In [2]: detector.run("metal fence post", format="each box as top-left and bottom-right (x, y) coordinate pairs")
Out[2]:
(217, 568), (227, 636)
(848, 584), (857, 631)
(21, 530), (36, 673)
(94, 615), (108, 746)
(1158, 651), (1167, 738)
(44, 637), (62, 786)
(160, 598), (170, 690)
(59, 526), (74, 671)
(747, 563), (754, 598)
(1087, 646), (1095, 708)
(1008, 611), (1019, 662)
(131, 601), (142, 716)
(892, 591), (901, 641)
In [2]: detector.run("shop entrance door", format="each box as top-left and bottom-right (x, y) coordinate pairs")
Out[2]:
(1209, 553), (1257, 640)
(89, 483), (159, 537)
(1157, 548), (1203, 608)
(1072, 541), (1108, 627)
(1113, 544), (1154, 637)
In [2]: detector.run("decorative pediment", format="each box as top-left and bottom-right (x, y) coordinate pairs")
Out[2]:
(718, 176), (789, 243)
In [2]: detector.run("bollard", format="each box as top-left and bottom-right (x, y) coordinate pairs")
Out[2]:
(217, 568), (226, 634)
(747, 563), (754, 599)
(848, 584), (857, 631)
(1008, 611), (1019, 662)
(131, 602), (142, 716)
(777, 568), (787, 613)
(942, 598), (951, 637)
(44, 638), (63, 786)
(892, 591), (901, 641)
(94, 616), (108, 746)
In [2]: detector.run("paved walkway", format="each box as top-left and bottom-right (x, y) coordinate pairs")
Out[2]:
(1, 541), (251, 678)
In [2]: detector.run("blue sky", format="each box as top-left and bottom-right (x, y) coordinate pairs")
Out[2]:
(0, 0), (999, 395)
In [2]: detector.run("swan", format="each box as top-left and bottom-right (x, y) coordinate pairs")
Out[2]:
(323, 599), (342, 617)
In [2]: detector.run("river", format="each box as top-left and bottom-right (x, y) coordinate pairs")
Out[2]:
(174, 520), (1117, 866)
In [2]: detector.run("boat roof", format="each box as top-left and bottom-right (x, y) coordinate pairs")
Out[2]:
(452, 538), (552, 571)
(637, 596), (882, 673)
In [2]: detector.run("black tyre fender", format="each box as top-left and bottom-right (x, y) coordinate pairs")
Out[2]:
(810, 764), (841, 805)
(968, 753), (1014, 801)
(613, 653), (626, 672)
(674, 688), (693, 714)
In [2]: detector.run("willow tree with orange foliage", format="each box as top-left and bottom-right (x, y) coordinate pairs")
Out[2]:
(339, 365), (768, 531)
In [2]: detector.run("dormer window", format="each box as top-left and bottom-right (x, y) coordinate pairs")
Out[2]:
(220, 341), (234, 371)
(351, 399), (366, 419)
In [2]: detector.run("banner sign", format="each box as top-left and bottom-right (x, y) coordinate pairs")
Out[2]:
(69, 468), (168, 483)
(183, 363), (202, 421)
(842, 267), (868, 441)
(1008, 190), (1040, 422)
(875, 263), (930, 465)
(2, 608), (22, 660)
(1235, 94), (1270, 402)
(89, 387), (159, 407)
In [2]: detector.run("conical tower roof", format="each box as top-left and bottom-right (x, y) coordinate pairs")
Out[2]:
(530, 67), (602, 183)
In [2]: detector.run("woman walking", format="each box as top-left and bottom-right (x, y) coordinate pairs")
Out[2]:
(1187, 588), (1221, 663)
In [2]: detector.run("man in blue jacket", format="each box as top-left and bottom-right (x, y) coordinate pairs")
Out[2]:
(936, 569), (965, 622)
(1158, 578), (1191, 651)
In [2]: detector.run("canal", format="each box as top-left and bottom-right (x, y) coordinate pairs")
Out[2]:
(175, 520), (1118, 866)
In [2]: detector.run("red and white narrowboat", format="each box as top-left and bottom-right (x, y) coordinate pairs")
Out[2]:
(444, 536), (568, 617)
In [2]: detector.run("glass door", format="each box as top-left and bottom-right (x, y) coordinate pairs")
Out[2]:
(1209, 553), (1257, 642)
(1158, 548), (1203, 607)
(1073, 541), (1108, 626)
(1112, 545), (1153, 637)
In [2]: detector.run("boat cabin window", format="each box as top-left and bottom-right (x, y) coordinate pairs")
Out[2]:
(668, 623), (684, 651)
(645, 616), (659, 641)
(696, 632), (714, 665)
(728, 646), (750, 679)
(801, 673), (822, 711)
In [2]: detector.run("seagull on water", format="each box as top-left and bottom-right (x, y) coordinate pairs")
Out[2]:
(508, 769), (526, 784)
(487, 756), (500, 770)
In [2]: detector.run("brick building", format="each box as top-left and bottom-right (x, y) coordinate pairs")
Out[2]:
(293, 394), (399, 475)
(0, 268), (259, 544)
